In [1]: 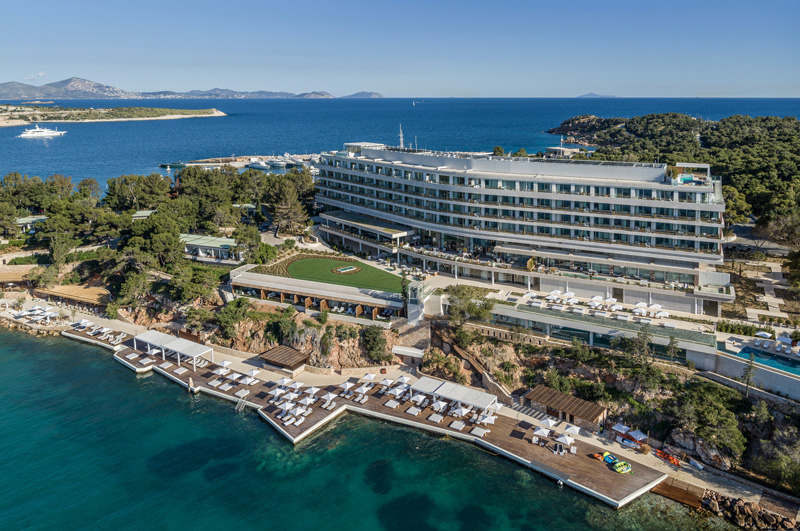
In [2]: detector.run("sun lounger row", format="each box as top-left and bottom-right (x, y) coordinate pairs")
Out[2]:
(321, 400), (337, 410)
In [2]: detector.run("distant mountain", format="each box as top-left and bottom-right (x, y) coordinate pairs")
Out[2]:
(342, 91), (384, 99)
(0, 77), (379, 100)
(577, 92), (617, 99)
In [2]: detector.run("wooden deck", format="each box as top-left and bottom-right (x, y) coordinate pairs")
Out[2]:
(651, 476), (705, 508)
(104, 349), (667, 508)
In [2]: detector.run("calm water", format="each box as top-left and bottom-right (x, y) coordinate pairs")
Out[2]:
(0, 328), (734, 530)
(1, 98), (798, 185)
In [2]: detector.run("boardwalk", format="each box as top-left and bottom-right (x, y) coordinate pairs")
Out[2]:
(111, 347), (666, 508)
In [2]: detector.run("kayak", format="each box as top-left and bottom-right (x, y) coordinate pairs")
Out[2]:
(592, 453), (604, 461)
(655, 449), (681, 467)
(614, 461), (633, 474)
(602, 451), (618, 464)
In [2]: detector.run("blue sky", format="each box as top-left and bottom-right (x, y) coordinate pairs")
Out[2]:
(3, 0), (799, 97)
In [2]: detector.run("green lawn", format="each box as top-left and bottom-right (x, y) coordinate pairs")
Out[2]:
(287, 257), (403, 293)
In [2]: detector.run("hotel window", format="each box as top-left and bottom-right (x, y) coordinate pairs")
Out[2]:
(637, 189), (653, 199)
(453, 176), (465, 186)
(616, 188), (631, 198)
(595, 186), (611, 197)
(557, 184), (572, 194)
(538, 183), (551, 192)
(574, 185), (590, 195)
(537, 198), (551, 208)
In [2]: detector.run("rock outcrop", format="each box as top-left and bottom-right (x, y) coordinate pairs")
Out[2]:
(703, 490), (796, 530)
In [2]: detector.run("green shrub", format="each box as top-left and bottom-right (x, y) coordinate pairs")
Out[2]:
(361, 326), (390, 362)
(318, 309), (328, 325)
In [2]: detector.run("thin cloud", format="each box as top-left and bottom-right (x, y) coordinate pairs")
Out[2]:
(23, 71), (47, 81)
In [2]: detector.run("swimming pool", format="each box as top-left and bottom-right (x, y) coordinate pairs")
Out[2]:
(734, 345), (800, 376)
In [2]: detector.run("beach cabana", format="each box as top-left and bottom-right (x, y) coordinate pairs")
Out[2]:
(133, 330), (213, 371)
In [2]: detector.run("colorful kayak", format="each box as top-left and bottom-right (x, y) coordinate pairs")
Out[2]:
(602, 451), (618, 464)
(614, 461), (633, 474)
(592, 453), (604, 461)
(655, 449), (681, 467)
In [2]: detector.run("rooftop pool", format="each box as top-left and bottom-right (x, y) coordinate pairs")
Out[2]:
(732, 345), (800, 376)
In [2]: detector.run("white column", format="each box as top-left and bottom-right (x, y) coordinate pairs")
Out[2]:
(455, 266), (458, 279)
(491, 271), (495, 285)
(527, 276), (531, 290)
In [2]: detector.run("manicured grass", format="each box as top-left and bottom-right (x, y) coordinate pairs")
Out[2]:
(287, 257), (402, 293)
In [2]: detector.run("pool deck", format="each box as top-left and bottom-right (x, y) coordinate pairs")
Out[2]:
(105, 342), (666, 509)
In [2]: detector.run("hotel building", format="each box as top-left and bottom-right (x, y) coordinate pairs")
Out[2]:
(315, 143), (733, 316)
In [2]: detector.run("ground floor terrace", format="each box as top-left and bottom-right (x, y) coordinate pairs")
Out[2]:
(34, 285), (111, 313)
(318, 227), (731, 316)
(230, 265), (404, 322)
(108, 340), (666, 508)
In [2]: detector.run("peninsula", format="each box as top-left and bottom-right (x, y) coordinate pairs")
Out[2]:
(0, 103), (225, 127)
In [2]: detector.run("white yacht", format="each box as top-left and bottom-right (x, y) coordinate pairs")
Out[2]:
(19, 124), (67, 138)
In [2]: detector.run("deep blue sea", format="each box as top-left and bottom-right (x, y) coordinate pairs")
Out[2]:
(1, 98), (798, 186)
(0, 329), (734, 530)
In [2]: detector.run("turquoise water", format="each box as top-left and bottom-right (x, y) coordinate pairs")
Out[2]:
(735, 345), (800, 375)
(0, 328), (733, 530)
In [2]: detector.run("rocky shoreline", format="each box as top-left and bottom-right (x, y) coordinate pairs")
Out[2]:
(0, 314), (66, 338)
(703, 490), (797, 530)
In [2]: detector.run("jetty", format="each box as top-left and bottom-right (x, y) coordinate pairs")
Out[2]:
(94, 334), (668, 509)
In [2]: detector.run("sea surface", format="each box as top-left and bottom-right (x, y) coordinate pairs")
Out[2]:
(1, 98), (799, 186)
(0, 328), (735, 531)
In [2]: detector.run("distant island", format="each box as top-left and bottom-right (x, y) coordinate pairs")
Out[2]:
(0, 77), (384, 100)
(0, 103), (225, 127)
(577, 93), (617, 98)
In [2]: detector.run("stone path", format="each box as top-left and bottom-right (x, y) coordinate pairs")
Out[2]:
(744, 262), (790, 320)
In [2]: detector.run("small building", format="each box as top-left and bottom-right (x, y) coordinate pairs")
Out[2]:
(181, 234), (242, 262)
(260, 345), (309, 374)
(34, 285), (111, 312)
(544, 146), (583, 158)
(523, 384), (607, 432)
(393, 345), (424, 368)
(132, 210), (156, 221)
(16, 215), (48, 234)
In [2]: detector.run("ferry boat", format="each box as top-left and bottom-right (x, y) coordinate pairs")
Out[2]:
(19, 124), (67, 138)
(158, 161), (186, 169)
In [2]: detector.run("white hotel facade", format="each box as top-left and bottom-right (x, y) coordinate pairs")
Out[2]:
(315, 143), (733, 317)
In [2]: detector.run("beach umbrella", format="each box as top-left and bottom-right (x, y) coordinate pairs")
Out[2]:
(611, 423), (630, 434)
(339, 381), (354, 391)
(453, 407), (469, 416)
(591, 296), (603, 302)
(566, 298), (579, 305)
(549, 289), (562, 296)
(410, 394), (425, 404)
(588, 301), (599, 308)
(220, 360), (232, 368)
(648, 304), (662, 310)
(290, 406), (306, 417)
(533, 427), (550, 437)
(278, 377), (292, 386)
(355, 384), (371, 394)
(565, 425), (581, 435)
(362, 373), (376, 381)
(610, 304), (623, 312)
(305, 386), (320, 396)
(492, 403), (503, 413)
(604, 297), (617, 304)
(213, 368), (228, 376)
(635, 301), (648, 308)
(479, 415), (497, 425)
(228, 373), (242, 382)
(525, 291), (537, 298)
(545, 294), (558, 301)
(396, 376), (410, 385)
(633, 308), (646, 315)
(247, 369), (261, 378)
(388, 387), (405, 397)
(542, 418), (558, 428)
(432, 400), (448, 411)
(778, 336), (793, 344)
(563, 292), (575, 298)
(268, 388), (286, 397)
(655, 311), (670, 318)
(32, 306), (44, 311)
(299, 396), (315, 406)
(321, 392), (337, 402)
(277, 402), (294, 411)
(284, 392), (300, 401)
(379, 378), (394, 387)
(556, 434), (574, 446)
(288, 381), (303, 390)
(755, 331), (771, 338)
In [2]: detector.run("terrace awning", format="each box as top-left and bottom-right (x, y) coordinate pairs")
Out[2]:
(133, 330), (214, 369)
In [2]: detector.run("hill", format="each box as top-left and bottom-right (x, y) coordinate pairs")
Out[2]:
(577, 92), (617, 98)
(0, 77), (376, 100)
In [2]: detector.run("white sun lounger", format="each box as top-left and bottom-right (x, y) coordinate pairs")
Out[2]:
(428, 413), (443, 424)
(471, 427), (490, 438)
(283, 417), (296, 426)
(234, 389), (250, 399)
(754, 340), (763, 347)
(450, 420), (465, 431)
(294, 416), (306, 427)
(139, 358), (154, 366)
(125, 353), (139, 360)
(158, 362), (173, 369)
(219, 383), (234, 392)
(173, 367), (188, 375)
(406, 406), (421, 416)
(208, 379), (223, 388)
(385, 399), (399, 409)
